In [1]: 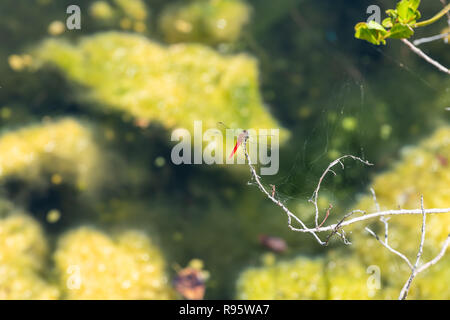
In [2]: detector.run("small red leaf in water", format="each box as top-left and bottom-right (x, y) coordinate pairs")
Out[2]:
(437, 154), (448, 167)
(258, 234), (287, 253)
(173, 267), (206, 300)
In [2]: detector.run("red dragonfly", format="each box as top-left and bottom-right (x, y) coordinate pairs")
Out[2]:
(229, 129), (249, 159)
(218, 122), (272, 159)
(217, 122), (249, 159)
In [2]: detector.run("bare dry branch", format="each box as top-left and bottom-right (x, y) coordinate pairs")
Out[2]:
(293, 207), (450, 233)
(413, 32), (450, 46)
(398, 197), (427, 300)
(243, 144), (450, 238)
(416, 196), (427, 269)
(318, 204), (333, 228)
(365, 227), (413, 269)
(324, 209), (363, 245)
(401, 39), (450, 74)
(242, 143), (450, 299)
(310, 155), (372, 228)
(370, 188), (381, 212)
(363, 196), (447, 300)
(242, 139), (325, 244)
(398, 234), (450, 300)
(416, 235), (450, 274)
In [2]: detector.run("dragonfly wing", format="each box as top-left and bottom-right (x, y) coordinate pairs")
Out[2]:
(229, 141), (241, 159)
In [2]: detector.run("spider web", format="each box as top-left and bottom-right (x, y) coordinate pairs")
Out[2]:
(245, 45), (445, 225)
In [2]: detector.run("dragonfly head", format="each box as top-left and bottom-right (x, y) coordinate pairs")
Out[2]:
(242, 129), (249, 141)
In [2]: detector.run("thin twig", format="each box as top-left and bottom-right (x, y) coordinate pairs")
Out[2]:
(398, 235), (450, 300)
(414, 3), (450, 27)
(370, 188), (380, 212)
(398, 196), (427, 300)
(416, 196), (427, 269)
(244, 146), (450, 237)
(242, 139), (325, 244)
(318, 204), (333, 229)
(365, 227), (413, 269)
(413, 31), (450, 46)
(310, 155), (372, 228)
(381, 216), (390, 243)
(401, 39), (450, 74)
(293, 207), (450, 233)
(365, 196), (449, 300)
(324, 210), (363, 245)
(416, 235), (450, 273)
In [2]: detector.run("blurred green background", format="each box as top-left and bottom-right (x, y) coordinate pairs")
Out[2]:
(0, 0), (448, 299)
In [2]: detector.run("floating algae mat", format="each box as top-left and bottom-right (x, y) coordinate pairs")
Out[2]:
(32, 32), (287, 140)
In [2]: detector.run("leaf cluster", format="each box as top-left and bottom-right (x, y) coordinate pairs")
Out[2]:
(355, 0), (421, 45)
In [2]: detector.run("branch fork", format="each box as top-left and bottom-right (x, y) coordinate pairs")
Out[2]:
(242, 138), (450, 299)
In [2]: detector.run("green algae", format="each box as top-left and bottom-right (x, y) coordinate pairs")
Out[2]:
(54, 227), (174, 299)
(0, 118), (103, 191)
(32, 32), (287, 141)
(159, 0), (251, 45)
(0, 205), (60, 299)
(236, 253), (395, 299)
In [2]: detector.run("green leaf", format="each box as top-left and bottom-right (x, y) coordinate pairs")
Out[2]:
(366, 20), (387, 32)
(388, 24), (414, 39)
(396, 0), (410, 21)
(382, 17), (393, 28)
(396, 0), (421, 24)
(354, 22), (387, 45)
(354, 0), (422, 44)
(410, 0), (421, 11)
(386, 9), (398, 19)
